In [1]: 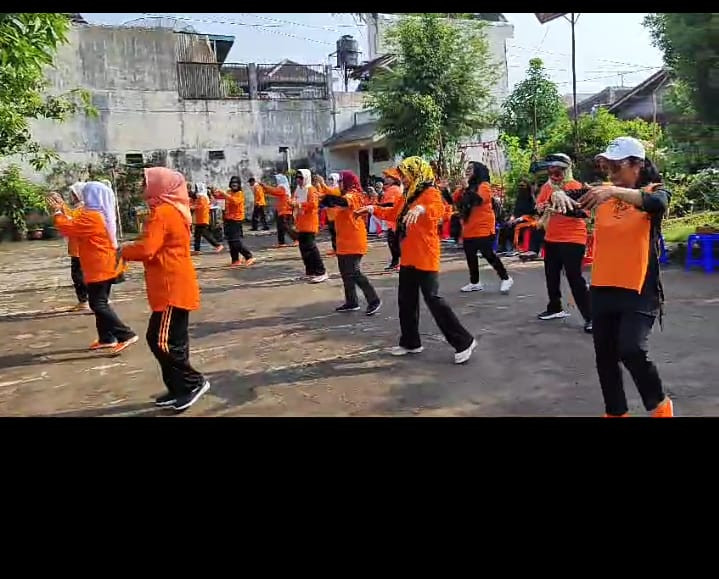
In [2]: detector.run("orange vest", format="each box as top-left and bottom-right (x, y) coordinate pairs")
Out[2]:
(591, 199), (652, 293)
(223, 191), (245, 221)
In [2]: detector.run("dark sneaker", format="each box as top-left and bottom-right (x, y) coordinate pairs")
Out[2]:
(537, 310), (570, 321)
(154, 393), (176, 408)
(366, 300), (382, 316)
(584, 320), (593, 334)
(172, 381), (211, 412)
(336, 303), (361, 313)
(384, 263), (398, 271)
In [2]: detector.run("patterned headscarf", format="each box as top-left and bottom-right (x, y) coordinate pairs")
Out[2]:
(144, 167), (192, 226)
(398, 156), (434, 197)
(83, 181), (118, 248)
(339, 170), (362, 193)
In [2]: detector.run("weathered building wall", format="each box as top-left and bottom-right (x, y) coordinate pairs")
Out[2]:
(21, 25), (366, 190)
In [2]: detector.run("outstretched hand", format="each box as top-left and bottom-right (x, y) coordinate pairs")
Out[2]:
(403, 205), (425, 226)
(550, 190), (580, 214)
(579, 185), (615, 211)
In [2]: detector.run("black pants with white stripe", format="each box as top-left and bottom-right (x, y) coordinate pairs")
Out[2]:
(146, 306), (204, 397)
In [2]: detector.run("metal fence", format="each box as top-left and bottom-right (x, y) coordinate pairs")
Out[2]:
(177, 62), (250, 100)
(177, 61), (328, 100)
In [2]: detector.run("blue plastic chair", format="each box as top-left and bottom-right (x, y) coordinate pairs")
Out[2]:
(685, 233), (719, 273)
(659, 234), (669, 265)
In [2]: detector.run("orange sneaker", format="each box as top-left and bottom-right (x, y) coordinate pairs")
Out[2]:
(326, 250), (337, 257)
(90, 340), (118, 350)
(603, 413), (630, 418)
(244, 257), (256, 266)
(229, 260), (243, 267)
(111, 335), (139, 355)
(651, 398), (674, 418)
(213, 245), (225, 254)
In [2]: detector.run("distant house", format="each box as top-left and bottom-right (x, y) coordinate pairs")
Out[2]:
(568, 87), (634, 118)
(256, 59), (328, 99)
(607, 69), (672, 125)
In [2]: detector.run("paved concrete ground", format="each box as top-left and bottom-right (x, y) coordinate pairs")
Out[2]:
(0, 230), (717, 417)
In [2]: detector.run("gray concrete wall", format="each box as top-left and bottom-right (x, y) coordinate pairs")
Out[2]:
(20, 24), (367, 193)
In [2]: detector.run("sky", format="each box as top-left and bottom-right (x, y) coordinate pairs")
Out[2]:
(81, 12), (665, 96)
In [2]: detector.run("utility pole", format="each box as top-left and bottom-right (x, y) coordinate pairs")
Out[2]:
(569, 13), (579, 161)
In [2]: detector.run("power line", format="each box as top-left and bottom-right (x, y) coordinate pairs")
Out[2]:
(507, 42), (659, 69)
(238, 12), (361, 33)
(140, 12), (335, 46)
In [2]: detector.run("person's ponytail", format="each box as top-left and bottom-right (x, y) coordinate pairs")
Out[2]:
(637, 157), (662, 188)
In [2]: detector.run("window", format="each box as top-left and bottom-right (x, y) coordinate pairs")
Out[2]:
(372, 147), (390, 163)
(125, 153), (144, 166)
(209, 150), (225, 161)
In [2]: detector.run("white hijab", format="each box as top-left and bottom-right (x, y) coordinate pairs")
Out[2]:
(70, 181), (87, 205)
(328, 173), (340, 188)
(195, 182), (209, 198)
(294, 169), (312, 204)
(275, 174), (291, 197)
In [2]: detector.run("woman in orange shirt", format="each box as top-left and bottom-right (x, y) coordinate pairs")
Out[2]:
(291, 169), (327, 283)
(213, 176), (256, 267)
(321, 171), (381, 315)
(453, 161), (513, 294)
(61, 181), (90, 312)
(358, 157), (476, 364)
(535, 153), (592, 332)
(263, 174), (294, 247)
(48, 182), (138, 354)
(580, 137), (672, 417)
(316, 172), (341, 256)
(249, 177), (269, 231)
(191, 183), (223, 255)
(380, 168), (403, 270)
(121, 167), (210, 412)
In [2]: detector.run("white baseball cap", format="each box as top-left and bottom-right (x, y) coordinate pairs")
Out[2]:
(597, 137), (646, 161)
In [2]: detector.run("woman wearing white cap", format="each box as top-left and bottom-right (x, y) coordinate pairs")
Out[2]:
(580, 136), (673, 417)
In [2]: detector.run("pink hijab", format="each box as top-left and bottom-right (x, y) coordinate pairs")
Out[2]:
(144, 167), (192, 225)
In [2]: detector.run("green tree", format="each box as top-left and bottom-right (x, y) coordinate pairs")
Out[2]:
(644, 13), (719, 125)
(499, 58), (565, 151)
(540, 108), (661, 180)
(0, 13), (94, 169)
(365, 13), (497, 173)
(0, 164), (47, 237)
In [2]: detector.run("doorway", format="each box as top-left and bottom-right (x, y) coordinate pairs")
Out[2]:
(358, 149), (370, 189)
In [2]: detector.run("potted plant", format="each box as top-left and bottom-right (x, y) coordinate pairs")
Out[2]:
(0, 165), (48, 242)
(26, 212), (47, 240)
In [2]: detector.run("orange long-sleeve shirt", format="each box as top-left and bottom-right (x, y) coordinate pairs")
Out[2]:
(264, 184), (292, 216)
(380, 185), (402, 232)
(334, 193), (368, 255)
(294, 186), (320, 234)
(61, 203), (83, 257)
(121, 204), (200, 312)
(54, 210), (123, 284)
(193, 196), (211, 225)
(452, 182), (495, 239)
(374, 186), (445, 272)
(536, 180), (587, 245)
(215, 190), (245, 221)
(317, 182), (342, 222)
(253, 184), (266, 207)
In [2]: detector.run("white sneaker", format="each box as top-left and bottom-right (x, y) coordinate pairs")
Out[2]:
(390, 346), (424, 356)
(309, 273), (329, 283)
(500, 277), (514, 294)
(454, 339), (477, 365)
(461, 282), (484, 293)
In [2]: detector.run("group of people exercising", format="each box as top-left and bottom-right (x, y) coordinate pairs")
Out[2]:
(49, 135), (673, 417)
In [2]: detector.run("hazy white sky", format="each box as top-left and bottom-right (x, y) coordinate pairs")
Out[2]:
(81, 12), (665, 96)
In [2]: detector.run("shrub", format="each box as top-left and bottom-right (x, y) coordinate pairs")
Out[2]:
(0, 165), (47, 236)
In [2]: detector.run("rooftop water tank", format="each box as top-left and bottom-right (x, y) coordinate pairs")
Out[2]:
(336, 35), (360, 69)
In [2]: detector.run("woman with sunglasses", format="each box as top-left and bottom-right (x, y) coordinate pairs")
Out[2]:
(535, 153), (592, 333)
(580, 137), (673, 417)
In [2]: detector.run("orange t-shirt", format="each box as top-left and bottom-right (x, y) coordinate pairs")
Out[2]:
(223, 191), (245, 221)
(193, 196), (211, 225)
(265, 185), (292, 216)
(54, 209), (124, 284)
(591, 199), (652, 293)
(374, 187), (445, 272)
(253, 184), (266, 207)
(381, 185), (402, 231)
(122, 204), (200, 312)
(294, 186), (320, 234)
(334, 193), (368, 255)
(453, 182), (495, 238)
(536, 180), (587, 245)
